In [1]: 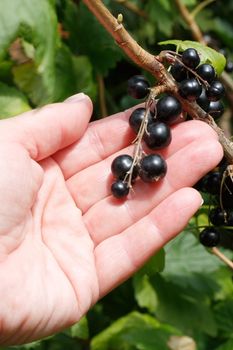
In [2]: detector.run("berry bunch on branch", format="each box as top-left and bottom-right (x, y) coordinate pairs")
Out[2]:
(82, 0), (233, 268)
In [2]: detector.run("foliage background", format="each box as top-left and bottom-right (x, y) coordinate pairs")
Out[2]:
(0, 0), (233, 349)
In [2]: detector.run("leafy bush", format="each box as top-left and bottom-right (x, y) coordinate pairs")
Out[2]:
(1, 1), (233, 349)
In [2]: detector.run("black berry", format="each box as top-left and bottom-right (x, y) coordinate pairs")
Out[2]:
(208, 100), (224, 118)
(181, 48), (200, 69)
(196, 63), (216, 83)
(206, 80), (225, 101)
(139, 154), (167, 182)
(111, 154), (138, 180)
(127, 75), (150, 99)
(111, 180), (129, 199)
(179, 78), (202, 101)
(129, 108), (154, 134)
(225, 60), (233, 73)
(170, 62), (187, 82)
(156, 95), (182, 125)
(144, 122), (171, 150)
(202, 171), (222, 195)
(209, 207), (226, 226)
(197, 87), (210, 111)
(199, 227), (220, 247)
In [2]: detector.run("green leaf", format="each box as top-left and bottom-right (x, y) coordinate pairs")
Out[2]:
(0, 0), (59, 105)
(133, 274), (158, 313)
(0, 82), (31, 118)
(70, 316), (89, 340)
(158, 40), (226, 74)
(65, 2), (122, 76)
(151, 274), (217, 336)
(216, 339), (233, 350)
(138, 249), (165, 276)
(91, 311), (180, 350)
(214, 299), (233, 338)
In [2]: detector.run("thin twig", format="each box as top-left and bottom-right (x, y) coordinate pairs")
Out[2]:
(174, 0), (205, 43)
(211, 247), (233, 270)
(191, 0), (217, 19)
(97, 74), (108, 118)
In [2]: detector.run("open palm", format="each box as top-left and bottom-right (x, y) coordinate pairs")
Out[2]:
(0, 94), (223, 345)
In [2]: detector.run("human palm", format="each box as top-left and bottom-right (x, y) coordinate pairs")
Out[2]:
(0, 94), (223, 345)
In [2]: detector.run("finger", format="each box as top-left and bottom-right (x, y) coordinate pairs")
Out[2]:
(67, 120), (219, 213)
(95, 187), (202, 297)
(0, 93), (92, 161)
(53, 106), (137, 179)
(84, 137), (223, 245)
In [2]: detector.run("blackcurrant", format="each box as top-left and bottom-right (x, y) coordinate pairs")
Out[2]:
(139, 154), (167, 182)
(208, 100), (224, 118)
(170, 62), (187, 82)
(202, 171), (222, 195)
(156, 95), (182, 125)
(127, 75), (150, 99)
(196, 87), (210, 111)
(220, 176), (233, 210)
(179, 78), (202, 101)
(181, 48), (200, 69)
(196, 63), (216, 83)
(209, 207), (226, 226)
(206, 80), (225, 101)
(129, 108), (154, 134)
(199, 227), (220, 247)
(111, 180), (129, 199)
(143, 122), (171, 150)
(225, 60), (233, 73)
(111, 154), (138, 180)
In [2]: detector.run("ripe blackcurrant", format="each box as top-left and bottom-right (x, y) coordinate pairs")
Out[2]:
(111, 180), (129, 199)
(144, 122), (171, 150)
(209, 207), (226, 226)
(196, 63), (216, 83)
(220, 176), (233, 210)
(156, 95), (182, 125)
(111, 154), (138, 180)
(127, 75), (150, 99)
(225, 60), (233, 73)
(179, 78), (202, 101)
(199, 227), (220, 247)
(208, 100), (224, 118)
(170, 62), (187, 82)
(202, 171), (222, 195)
(206, 80), (225, 101)
(139, 154), (167, 182)
(181, 48), (200, 69)
(129, 108), (154, 134)
(197, 87), (210, 111)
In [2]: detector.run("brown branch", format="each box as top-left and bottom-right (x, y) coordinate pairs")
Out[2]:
(212, 247), (233, 270)
(82, 0), (233, 164)
(97, 74), (108, 118)
(175, 0), (205, 43)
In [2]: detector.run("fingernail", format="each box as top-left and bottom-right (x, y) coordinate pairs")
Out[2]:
(200, 196), (204, 207)
(64, 93), (87, 103)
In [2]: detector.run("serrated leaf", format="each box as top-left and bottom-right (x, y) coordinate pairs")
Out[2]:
(158, 40), (226, 75)
(0, 82), (31, 118)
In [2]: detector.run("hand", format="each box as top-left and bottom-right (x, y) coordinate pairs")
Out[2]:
(0, 93), (223, 345)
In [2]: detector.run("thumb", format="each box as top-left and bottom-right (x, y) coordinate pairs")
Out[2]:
(0, 93), (93, 161)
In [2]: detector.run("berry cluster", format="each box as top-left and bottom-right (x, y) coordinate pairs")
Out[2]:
(195, 161), (233, 247)
(110, 76), (182, 199)
(170, 48), (225, 119)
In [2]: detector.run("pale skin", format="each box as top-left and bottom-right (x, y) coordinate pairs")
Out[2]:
(0, 93), (223, 345)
